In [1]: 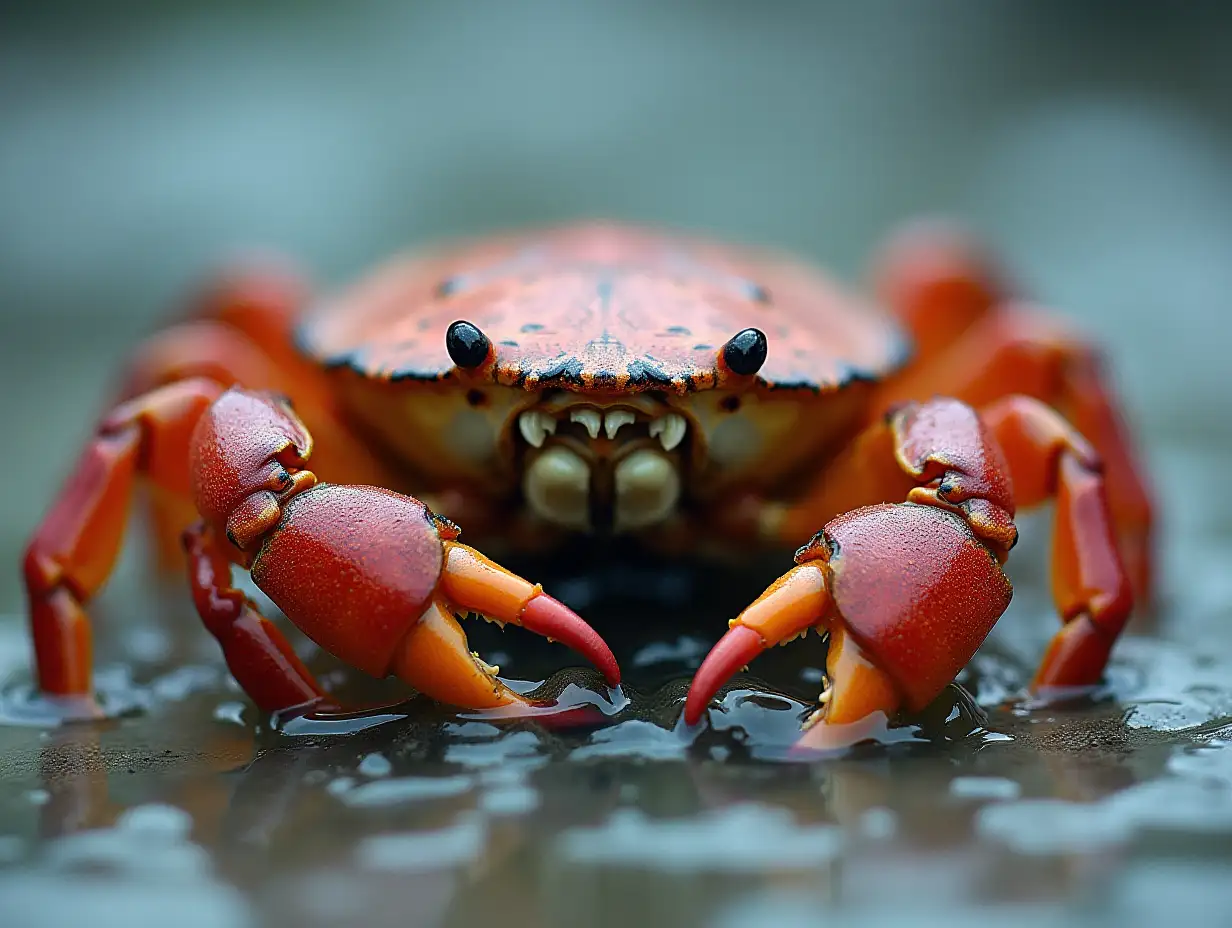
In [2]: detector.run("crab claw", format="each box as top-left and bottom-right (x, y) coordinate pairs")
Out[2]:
(684, 561), (901, 746)
(685, 503), (1013, 749)
(398, 537), (623, 709)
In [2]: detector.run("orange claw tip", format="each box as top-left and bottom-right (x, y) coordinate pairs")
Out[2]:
(519, 593), (621, 688)
(683, 624), (765, 726)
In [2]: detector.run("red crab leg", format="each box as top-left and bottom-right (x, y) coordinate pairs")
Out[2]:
(23, 378), (226, 699)
(876, 305), (1154, 606)
(870, 218), (1005, 361)
(183, 523), (328, 712)
(981, 396), (1132, 686)
(117, 266), (395, 573)
(871, 223), (1152, 604)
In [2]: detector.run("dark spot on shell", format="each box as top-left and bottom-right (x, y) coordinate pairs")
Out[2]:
(466, 389), (487, 407)
(722, 327), (768, 377)
(693, 343), (713, 351)
(446, 320), (491, 369)
(436, 277), (462, 298)
(499, 339), (519, 347)
(534, 356), (586, 384)
(625, 358), (674, 388)
(720, 395), (741, 413)
(666, 325), (691, 335)
(520, 323), (544, 333)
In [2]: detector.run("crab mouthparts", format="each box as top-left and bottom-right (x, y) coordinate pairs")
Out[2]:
(516, 403), (688, 533)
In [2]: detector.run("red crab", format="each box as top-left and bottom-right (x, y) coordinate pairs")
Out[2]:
(22, 221), (1153, 747)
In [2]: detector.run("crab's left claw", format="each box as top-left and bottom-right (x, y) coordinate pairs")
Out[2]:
(685, 503), (1013, 750)
(185, 387), (620, 719)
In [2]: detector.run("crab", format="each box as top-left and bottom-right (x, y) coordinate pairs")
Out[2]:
(21, 220), (1153, 747)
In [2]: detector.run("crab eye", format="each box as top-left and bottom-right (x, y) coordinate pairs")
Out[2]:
(446, 320), (491, 369)
(722, 327), (768, 377)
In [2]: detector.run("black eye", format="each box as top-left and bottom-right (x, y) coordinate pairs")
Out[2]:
(446, 320), (491, 369)
(722, 327), (767, 377)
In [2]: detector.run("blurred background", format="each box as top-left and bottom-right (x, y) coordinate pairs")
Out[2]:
(3, 4), (1232, 925)
(4, 4), (1232, 596)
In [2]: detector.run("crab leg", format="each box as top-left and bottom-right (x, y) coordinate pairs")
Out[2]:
(870, 219), (1005, 362)
(183, 523), (329, 713)
(117, 264), (395, 573)
(23, 378), (226, 701)
(981, 395), (1132, 686)
(877, 308), (1152, 605)
(871, 222), (1152, 603)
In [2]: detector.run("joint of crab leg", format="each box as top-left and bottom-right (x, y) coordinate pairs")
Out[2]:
(437, 541), (620, 686)
(684, 562), (830, 725)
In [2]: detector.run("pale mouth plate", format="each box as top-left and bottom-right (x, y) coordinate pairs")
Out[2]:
(514, 400), (689, 533)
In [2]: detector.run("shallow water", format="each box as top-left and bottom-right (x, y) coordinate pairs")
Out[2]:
(4, 2), (1232, 925)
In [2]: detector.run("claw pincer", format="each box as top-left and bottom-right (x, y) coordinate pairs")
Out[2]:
(686, 399), (1028, 748)
(189, 388), (618, 713)
(686, 503), (1012, 745)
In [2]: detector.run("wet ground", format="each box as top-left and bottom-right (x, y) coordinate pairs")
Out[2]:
(3, 452), (1232, 928)
(3, 3), (1232, 926)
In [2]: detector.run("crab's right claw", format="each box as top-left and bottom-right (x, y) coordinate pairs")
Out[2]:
(686, 503), (1015, 751)
(683, 560), (901, 749)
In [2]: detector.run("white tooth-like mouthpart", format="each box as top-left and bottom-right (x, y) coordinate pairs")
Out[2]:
(518, 410), (557, 448)
(648, 413), (687, 451)
(523, 445), (591, 530)
(570, 407), (602, 440)
(604, 409), (636, 440)
(613, 448), (681, 532)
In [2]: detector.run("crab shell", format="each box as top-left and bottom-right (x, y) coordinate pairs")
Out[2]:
(296, 221), (912, 528)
